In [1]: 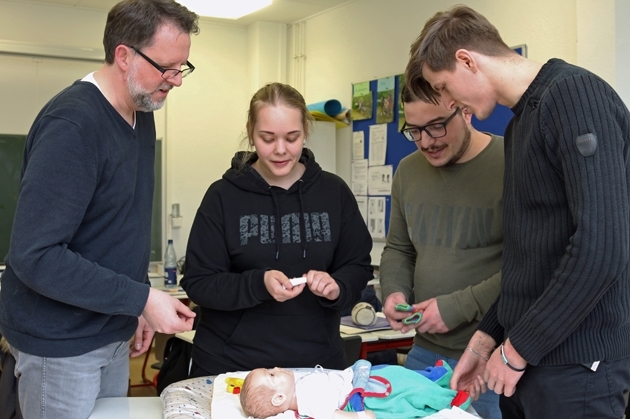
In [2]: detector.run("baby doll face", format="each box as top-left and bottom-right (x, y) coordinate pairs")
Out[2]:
(250, 367), (295, 396)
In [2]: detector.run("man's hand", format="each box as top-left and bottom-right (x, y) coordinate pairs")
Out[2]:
(305, 270), (340, 301)
(413, 298), (449, 334)
(263, 270), (305, 302)
(451, 331), (495, 400)
(484, 338), (526, 397)
(382, 292), (411, 332)
(142, 288), (196, 334)
(129, 315), (155, 358)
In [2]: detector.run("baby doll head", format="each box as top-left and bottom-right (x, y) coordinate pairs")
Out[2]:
(240, 367), (296, 418)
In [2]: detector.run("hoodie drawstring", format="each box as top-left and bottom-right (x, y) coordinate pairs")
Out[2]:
(297, 180), (308, 259)
(268, 181), (308, 260)
(269, 187), (281, 260)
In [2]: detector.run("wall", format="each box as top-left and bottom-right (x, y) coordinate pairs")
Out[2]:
(0, 55), (100, 134)
(576, 0), (630, 101)
(615, 0), (630, 105)
(162, 21), (250, 258)
(576, 0), (615, 86)
(0, 1), (104, 49)
(248, 21), (287, 96)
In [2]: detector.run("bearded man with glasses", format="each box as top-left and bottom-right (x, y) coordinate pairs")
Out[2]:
(379, 84), (505, 419)
(0, 1), (199, 418)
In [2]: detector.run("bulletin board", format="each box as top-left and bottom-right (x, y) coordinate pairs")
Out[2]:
(351, 74), (514, 241)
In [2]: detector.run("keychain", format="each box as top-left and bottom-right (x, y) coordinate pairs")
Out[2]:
(395, 303), (423, 325)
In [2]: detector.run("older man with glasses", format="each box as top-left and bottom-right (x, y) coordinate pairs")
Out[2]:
(379, 85), (505, 419)
(0, 1), (199, 418)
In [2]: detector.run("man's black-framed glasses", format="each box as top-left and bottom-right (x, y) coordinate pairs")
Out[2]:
(400, 107), (461, 142)
(129, 46), (195, 79)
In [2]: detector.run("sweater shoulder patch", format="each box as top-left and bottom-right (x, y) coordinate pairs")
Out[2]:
(575, 133), (597, 157)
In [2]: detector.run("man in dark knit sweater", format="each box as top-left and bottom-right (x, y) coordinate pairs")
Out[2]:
(0, 1), (198, 418)
(404, 5), (630, 419)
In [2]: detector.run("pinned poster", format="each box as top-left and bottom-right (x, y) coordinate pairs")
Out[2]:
(368, 165), (393, 196)
(352, 81), (372, 121)
(355, 196), (368, 224)
(376, 76), (395, 124)
(368, 124), (387, 166)
(352, 131), (365, 160)
(352, 159), (368, 196)
(368, 197), (386, 239)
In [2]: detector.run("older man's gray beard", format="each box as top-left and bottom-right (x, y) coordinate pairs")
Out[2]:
(127, 62), (171, 112)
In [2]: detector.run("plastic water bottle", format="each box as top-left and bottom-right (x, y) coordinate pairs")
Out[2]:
(164, 239), (177, 288)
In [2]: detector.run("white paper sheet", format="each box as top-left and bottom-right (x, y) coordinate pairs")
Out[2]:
(352, 130), (365, 160)
(367, 165), (393, 195)
(367, 197), (386, 239)
(368, 124), (387, 166)
(355, 195), (368, 224)
(351, 159), (368, 195)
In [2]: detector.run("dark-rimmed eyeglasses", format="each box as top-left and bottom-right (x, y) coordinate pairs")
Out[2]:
(129, 46), (195, 80)
(400, 107), (461, 142)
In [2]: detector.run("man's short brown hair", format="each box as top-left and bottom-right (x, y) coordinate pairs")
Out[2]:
(405, 5), (513, 103)
(103, 0), (199, 64)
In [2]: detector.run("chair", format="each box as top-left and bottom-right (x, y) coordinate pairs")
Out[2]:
(155, 336), (193, 394)
(343, 335), (362, 368)
(0, 336), (22, 419)
(129, 334), (159, 389)
(155, 305), (200, 393)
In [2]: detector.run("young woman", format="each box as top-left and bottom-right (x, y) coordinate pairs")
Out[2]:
(181, 82), (373, 377)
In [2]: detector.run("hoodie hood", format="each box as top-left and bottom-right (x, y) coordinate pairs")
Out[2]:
(223, 147), (322, 195)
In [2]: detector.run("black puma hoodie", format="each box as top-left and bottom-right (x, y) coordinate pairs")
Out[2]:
(181, 148), (373, 374)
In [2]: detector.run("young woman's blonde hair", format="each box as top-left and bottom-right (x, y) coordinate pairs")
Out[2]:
(245, 82), (314, 144)
(236, 82), (314, 170)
